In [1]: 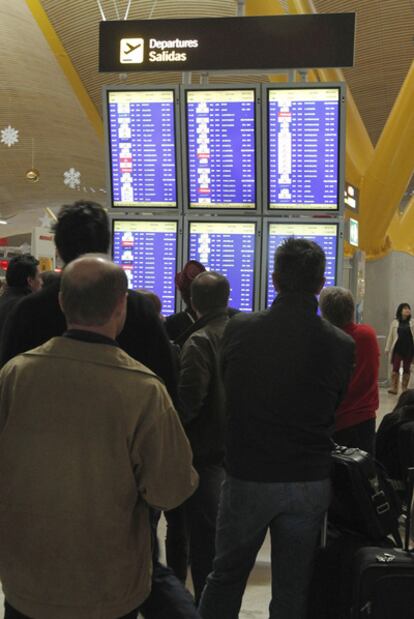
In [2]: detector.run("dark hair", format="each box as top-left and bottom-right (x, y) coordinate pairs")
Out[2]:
(6, 255), (39, 288)
(136, 289), (162, 315)
(191, 271), (230, 315)
(40, 270), (60, 288)
(273, 238), (325, 294)
(60, 256), (128, 326)
(396, 303), (411, 321)
(53, 201), (110, 265)
(319, 287), (355, 328)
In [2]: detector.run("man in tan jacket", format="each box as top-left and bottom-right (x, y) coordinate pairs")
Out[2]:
(0, 255), (198, 619)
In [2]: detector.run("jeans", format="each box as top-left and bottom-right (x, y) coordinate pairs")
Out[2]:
(186, 464), (225, 604)
(334, 418), (376, 455)
(198, 475), (331, 619)
(4, 601), (139, 618)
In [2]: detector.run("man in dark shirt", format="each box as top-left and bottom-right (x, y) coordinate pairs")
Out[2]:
(199, 238), (355, 619)
(0, 255), (42, 341)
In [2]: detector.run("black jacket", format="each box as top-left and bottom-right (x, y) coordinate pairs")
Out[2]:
(221, 292), (355, 482)
(0, 278), (177, 401)
(0, 286), (31, 342)
(178, 310), (229, 466)
(376, 404), (414, 480)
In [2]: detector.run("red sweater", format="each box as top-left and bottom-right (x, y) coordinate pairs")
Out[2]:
(335, 322), (380, 431)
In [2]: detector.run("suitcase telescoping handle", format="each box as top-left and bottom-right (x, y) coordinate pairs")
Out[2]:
(404, 467), (414, 552)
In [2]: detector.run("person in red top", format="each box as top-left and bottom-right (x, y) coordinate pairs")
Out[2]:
(319, 287), (379, 454)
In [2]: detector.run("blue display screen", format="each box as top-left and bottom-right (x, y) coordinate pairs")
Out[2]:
(268, 88), (340, 210)
(266, 223), (338, 307)
(186, 89), (256, 209)
(189, 221), (256, 311)
(108, 90), (177, 207)
(112, 220), (178, 316)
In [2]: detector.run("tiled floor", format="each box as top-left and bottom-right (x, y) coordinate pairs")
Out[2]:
(0, 386), (401, 618)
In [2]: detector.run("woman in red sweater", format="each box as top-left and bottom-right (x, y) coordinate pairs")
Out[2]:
(319, 287), (379, 455)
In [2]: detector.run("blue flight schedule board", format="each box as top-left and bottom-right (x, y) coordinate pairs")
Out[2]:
(188, 221), (256, 311)
(186, 89), (256, 209)
(266, 222), (338, 307)
(107, 90), (178, 208)
(112, 220), (178, 316)
(267, 88), (340, 211)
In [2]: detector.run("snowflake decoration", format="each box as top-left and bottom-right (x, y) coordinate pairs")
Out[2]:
(38, 214), (53, 229)
(63, 167), (81, 189)
(1, 125), (19, 148)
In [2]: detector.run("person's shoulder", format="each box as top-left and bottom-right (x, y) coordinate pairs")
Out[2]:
(321, 317), (354, 349)
(23, 336), (162, 381)
(229, 309), (266, 327)
(223, 310), (268, 340)
(354, 323), (378, 341)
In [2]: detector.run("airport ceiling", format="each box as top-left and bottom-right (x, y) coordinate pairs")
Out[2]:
(0, 0), (413, 235)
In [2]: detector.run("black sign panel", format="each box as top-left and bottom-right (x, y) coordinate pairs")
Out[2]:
(99, 14), (355, 73)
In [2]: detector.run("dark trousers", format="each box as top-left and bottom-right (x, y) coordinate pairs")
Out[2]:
(4, 601), (139, 619)
(140, 512), (201, 619)
(164, 503), (189, 583)
(334, 418), (376, 455)
(140, 561), (201, 619)
(185, 463), (225, 604)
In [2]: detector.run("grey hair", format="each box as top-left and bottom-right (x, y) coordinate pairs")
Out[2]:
(319, 286), (355, 328)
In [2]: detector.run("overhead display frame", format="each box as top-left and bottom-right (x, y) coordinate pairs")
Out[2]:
(262, 82), (346, 215)
(261, 218), (344, 309)
(183, 216), (262, 312)
(103, 85), (182, 210)
(110, 214), (182, 317)
(181, 85), (261, 214)
(99, 14), (355, 73)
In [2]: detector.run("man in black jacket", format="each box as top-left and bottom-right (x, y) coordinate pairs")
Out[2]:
(0, 203), (176, 401)
(199, 238), (355, 619)
(0, 200), (198, 619)
(177, 272), (229, 603)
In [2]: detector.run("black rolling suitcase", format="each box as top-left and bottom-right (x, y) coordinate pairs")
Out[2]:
(350, 468), (414, 618)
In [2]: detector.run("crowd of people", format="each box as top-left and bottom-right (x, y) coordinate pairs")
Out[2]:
(0, 199), (412, 619)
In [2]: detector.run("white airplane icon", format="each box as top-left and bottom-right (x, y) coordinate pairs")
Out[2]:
(124, 42), (142, 55)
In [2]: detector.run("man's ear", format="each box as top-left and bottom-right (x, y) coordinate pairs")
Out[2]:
(272, 272), (280, 293)
(58, 291), (64, 313)
(115, 292), (128, 317)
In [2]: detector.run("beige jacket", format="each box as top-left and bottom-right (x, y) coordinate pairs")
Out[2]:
(385, 319), (414, 355)
(0, 337), (198, 619)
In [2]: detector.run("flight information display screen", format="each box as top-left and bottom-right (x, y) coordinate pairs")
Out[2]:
(186, 89), (256, 209)
(268, 88), (340, 210)
(188, 221), (256, 311)
(266, 222), (338, 307)
(112, 220), (178, 316)
(107, 90), (177, 207)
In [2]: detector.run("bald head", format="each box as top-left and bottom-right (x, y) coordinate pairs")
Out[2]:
(60, 255), (128, 330)
(191, 271), (230, 316)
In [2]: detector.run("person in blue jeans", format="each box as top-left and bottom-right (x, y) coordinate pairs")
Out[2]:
(199, 238), (355, 619)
